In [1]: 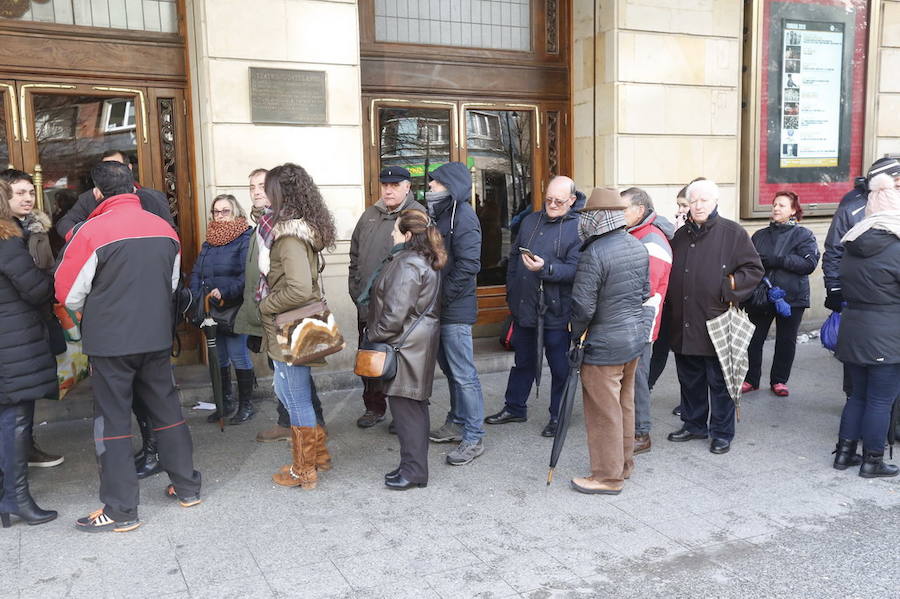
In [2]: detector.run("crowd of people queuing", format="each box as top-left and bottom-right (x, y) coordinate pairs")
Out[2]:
(0, 149), (898, 532)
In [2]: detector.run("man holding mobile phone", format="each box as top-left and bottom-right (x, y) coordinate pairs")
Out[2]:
(486, 176), (583, 437)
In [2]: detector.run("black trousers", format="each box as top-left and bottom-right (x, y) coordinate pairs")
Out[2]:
(388, 396), (429, 484)
(674, 353), (735, 441)
(648, 306), (672, 391)
(91, 350), (200, 521)
(358, 321), (388, 415)
(745, 307), (805, 387)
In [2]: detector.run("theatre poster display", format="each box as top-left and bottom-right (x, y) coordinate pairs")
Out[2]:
(746, 0), (868, 217)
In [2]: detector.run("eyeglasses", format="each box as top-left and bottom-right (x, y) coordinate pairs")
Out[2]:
(212, 209), (232, 216)
(545, 197), (571, 207)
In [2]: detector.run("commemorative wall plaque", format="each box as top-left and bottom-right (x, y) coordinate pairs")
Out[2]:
(249, 68), (327, 125)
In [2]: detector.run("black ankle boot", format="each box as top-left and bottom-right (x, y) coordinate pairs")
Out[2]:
(229, 369), (256, 424)
(859, 450), (899, 478)
(832, 438), (862, 470)
(134, 412), (162, 479)
(0, 403), (57, 528)
(207, 367), (236, 423)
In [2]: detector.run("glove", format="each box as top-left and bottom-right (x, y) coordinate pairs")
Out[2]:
(768, 255), (785, 269)
(824, 289), (844, 313)
(247, 335), (262, 353)
(759, 254), (771, 269)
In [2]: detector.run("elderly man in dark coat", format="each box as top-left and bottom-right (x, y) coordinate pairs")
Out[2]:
(569, 188), (651, 495)
(667, 179), (763, 455)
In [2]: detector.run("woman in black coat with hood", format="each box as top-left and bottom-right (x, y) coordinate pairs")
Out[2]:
(0, 180), (58, 527)
(833, 173), (900, 478)
(743, 191), (819, 397)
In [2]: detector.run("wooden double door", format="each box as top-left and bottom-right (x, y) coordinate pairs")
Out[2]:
(363, 96), (570, 327)
(0, 76), (195, 265)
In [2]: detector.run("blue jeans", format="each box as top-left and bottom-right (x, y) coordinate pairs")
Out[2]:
(503, 325), (570, 421)
(634, 343), (653, 435)
(217, 333), (253, 370)
(437, 323), (485, 443)
(839, 362), (900, 453)
(272, 361), (317, 427)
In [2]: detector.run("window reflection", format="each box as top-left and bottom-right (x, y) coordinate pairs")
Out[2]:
(468, 110), (532, 286)
(32, 94), (139, 220)
(379, 106), (451, 203)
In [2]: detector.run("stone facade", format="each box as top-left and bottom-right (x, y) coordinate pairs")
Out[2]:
(186, 0), (365, 368)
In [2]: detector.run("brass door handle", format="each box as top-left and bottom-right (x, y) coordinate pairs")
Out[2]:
(31, 163), (45, 214)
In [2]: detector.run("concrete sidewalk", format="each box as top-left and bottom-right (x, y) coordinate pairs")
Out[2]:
(6, 340), (898, 598)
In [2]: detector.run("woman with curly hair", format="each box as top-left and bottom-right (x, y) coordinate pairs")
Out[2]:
(259, 163), (336, 489)
(361, 210), (445, 489)
(190, 194), (255, 424)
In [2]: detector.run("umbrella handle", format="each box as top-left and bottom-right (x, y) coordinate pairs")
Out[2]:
(204, 292), (224, 313)
(547, 468), (554, 486)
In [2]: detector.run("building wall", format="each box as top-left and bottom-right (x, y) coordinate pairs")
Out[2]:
(572, 0), (741, 220)
(186, 0), (366, 369)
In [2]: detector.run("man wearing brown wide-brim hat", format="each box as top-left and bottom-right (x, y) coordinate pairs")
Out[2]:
(569, 187), (653, 495)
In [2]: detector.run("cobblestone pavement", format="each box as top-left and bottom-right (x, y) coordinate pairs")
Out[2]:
(4, 340), (898, 598)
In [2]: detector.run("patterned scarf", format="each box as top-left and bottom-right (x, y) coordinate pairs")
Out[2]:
(255, 211), (276, 302)
(578, 209), (626, 242)
(206, 217), (249, 246)
(250, 205), (267, 224)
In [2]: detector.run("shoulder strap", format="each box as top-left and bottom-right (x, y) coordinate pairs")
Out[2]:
(394, 277), (441, 350)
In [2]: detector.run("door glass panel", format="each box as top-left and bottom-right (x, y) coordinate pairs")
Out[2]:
(0, 90), (8, 168)
(378, 106), (452, 203)
(32, 93), (139, 219)
(467, 109), (533, 285)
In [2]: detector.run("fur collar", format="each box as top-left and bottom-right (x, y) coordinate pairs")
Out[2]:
(0, 218), (23, 240)
(20, 210), (51, 235)
(273, 218), (323, 252)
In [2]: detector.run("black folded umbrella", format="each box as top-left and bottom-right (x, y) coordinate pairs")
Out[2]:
(889, 396), (899, 459)
(547, 338), (585, 485)
(534, 282), (546, 402)
(200, 291), (226, 432)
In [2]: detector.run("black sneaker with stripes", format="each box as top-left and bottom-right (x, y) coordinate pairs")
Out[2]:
(75, 508), (141, 533)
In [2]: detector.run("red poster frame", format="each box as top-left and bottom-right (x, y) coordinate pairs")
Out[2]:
(752, 0), (868, 216)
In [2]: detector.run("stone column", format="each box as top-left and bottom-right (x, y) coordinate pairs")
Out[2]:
(571, 0), (742, 219)
(186, 0), (365, 369)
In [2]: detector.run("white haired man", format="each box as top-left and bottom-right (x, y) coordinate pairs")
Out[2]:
(666, 180), (763, 454)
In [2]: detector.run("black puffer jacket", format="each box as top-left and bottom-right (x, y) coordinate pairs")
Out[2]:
(822, 185), (866, 292)
(750, 223), (819, 308)
(571, 228), (651, 366)
(0, 219), (58, 404)
(836, 229), (900, 365)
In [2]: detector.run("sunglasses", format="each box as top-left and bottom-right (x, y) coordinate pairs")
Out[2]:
(545, 197), (571, 207)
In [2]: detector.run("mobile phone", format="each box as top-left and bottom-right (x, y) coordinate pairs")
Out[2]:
(519, 247), (537, 259)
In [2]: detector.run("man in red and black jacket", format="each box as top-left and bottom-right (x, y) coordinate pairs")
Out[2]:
(55, 161), (201, 533)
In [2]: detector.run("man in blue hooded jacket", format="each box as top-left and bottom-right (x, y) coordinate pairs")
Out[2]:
(425, 162), (487, 466)
(486, 176), (583, 437)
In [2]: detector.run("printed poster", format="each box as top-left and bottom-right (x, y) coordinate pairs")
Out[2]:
(779, 21), (844, 169)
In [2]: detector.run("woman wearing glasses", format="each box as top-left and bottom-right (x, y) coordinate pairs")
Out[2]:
(190, 194), (256, 424)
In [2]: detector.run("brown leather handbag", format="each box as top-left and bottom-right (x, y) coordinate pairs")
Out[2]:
(273, 254), (345, 365)
(354, 286), (439, 381)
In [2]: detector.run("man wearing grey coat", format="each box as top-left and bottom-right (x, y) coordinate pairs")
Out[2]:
(349, 167), (426, 428)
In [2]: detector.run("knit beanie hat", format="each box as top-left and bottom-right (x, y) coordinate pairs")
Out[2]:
(866, 157), (900, 187)
(865, 173), (900, 216)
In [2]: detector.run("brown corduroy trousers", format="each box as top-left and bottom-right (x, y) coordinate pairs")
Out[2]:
(581, 358), (640, 485)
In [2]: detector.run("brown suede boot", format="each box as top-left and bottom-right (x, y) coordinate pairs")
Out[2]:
(315, 425), (332, 471)
(272, 427), (318, 489)
(256, 424), (291, 443)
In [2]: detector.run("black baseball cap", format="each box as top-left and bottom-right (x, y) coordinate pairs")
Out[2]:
(379, 166), (411, 183)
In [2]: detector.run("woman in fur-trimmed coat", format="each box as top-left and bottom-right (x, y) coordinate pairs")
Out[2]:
(258, 163), (337, 490)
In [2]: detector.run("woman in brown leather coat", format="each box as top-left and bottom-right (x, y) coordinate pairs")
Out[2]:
(364, 210), (445, 490)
